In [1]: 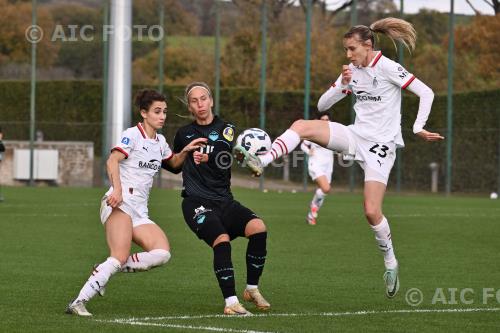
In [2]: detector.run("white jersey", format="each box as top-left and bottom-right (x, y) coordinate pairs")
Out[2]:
(319, 51), (415, 148)
(301, 140), (334, 181)
(111, 123), (173, 192)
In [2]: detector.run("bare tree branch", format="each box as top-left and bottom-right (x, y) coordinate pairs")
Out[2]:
(465, 0), (482, 14)
(481, 0), (494, 9)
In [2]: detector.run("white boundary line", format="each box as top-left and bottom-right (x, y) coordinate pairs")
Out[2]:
(97, 307), (500, 333)
(105, 307), (500, 322)
(95, 319), (276, 333)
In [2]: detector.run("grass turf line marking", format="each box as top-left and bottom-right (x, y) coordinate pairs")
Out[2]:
(108, 307), (500, 321)
(96, 319), (276, 333)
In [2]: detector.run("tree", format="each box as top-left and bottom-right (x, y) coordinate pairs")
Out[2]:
(0, 0), (58, 67)
(465, 0), (499, 15)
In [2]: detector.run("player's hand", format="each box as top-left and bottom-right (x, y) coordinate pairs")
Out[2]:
(183, 138), (207, 153)
(341, 65), (352, 86)
(106, 190), (122, 208)
(193, 151), (209, 164)
(416, 129), (445, 142)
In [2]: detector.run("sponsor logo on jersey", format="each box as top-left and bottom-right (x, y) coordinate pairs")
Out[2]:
(208, 131), (219, 141)
(138, 159), (161, 170)
(223, 127), (234, 141)
(121, 137), (130, 145)
(354, 90), (381, 102)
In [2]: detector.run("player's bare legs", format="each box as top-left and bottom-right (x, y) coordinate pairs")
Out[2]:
(364, 181), (399, 298)
(66, 209), (130, 316)
(121, 224), (171, 272)
(234, 120), (330, 176)
(307, 175), (331, 225)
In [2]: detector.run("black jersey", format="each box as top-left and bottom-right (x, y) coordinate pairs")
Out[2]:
(173, 116), (236, 200)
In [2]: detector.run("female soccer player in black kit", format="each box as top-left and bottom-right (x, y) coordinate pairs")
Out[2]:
(165, 82), (270, 315)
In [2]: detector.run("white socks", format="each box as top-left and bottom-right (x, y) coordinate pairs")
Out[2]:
(75, 257), (121, 303)
(259, 129), (301, 167)
(225, 296), (239, 307)
(370, 216), (398, 270)
(312, 188), (326, 208)
(122, 249), (171, 272)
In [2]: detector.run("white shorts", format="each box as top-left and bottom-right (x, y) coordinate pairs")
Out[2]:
(308, 161), (333, 183)
(327, 122), (396, 185)
(99, 187), (156, 228)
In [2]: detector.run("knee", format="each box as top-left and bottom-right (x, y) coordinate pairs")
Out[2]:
(151, 249), (171, 266)
(290, 119), (307, 136)
(321, 185), (331, 194)
(363, 202), (382, 223)
(245, 219), (267, 237)
(212, 234), (230, 248)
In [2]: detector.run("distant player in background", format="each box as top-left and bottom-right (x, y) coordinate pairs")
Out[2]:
(166, 82), (270, 316)
(300, 111), (334, 225)
(66, 90), (206, 316)
(235, 18), (444, 298)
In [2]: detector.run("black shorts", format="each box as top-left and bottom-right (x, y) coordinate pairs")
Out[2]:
(181, 196), (259, 246)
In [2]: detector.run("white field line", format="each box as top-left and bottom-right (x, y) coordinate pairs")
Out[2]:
(95, 319), (276, 333)
(103, 307), (500, 323)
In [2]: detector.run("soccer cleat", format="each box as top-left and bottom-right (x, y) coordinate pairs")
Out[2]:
(306, 212), (316, 225)
(233, 145), (264, 177)
(243, 288), (271, 310)
(65, 299), (92, 317)
(383, 265), (400, 298)
(310, 204), (319, 218)
(223, 302), (252, 316)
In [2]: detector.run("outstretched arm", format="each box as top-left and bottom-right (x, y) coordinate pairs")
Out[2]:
(166, 137), (207, 169)
(406, 78), (444, 142)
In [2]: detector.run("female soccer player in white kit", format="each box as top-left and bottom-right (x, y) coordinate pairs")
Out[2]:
(66, 90), (206, 316)
(235, 18), (444, 298)
(300, 111), (334, 225)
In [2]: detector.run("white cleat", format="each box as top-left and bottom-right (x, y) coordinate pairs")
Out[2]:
(233, 145), (264, 177)
(383, 265), (400, 298)
(65, 299), (92, 317)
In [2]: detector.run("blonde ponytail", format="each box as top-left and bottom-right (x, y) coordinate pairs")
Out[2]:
(344, 17), (416, 53)
(370, 17), (416, 53)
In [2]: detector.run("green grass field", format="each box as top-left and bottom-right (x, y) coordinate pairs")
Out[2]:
(1, 187), (499, 332)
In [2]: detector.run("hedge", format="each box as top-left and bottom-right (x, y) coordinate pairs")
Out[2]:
(0, 81), (498, 193)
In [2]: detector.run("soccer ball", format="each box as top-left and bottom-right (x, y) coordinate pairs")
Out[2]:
(236, 128), (272, 155)
(490, 192), (498, 200)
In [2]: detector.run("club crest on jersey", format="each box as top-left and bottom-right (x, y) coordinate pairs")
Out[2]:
(208, 131), (219, 141)
(372, 76), (378, 88)
(121, 137), (130, 145)
(193, 205), (212, 220)
(223, 127), (234, 142)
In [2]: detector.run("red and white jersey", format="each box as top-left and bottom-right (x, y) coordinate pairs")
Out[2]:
(325, 51), (415, 147)
(111, 123), (173, 191)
